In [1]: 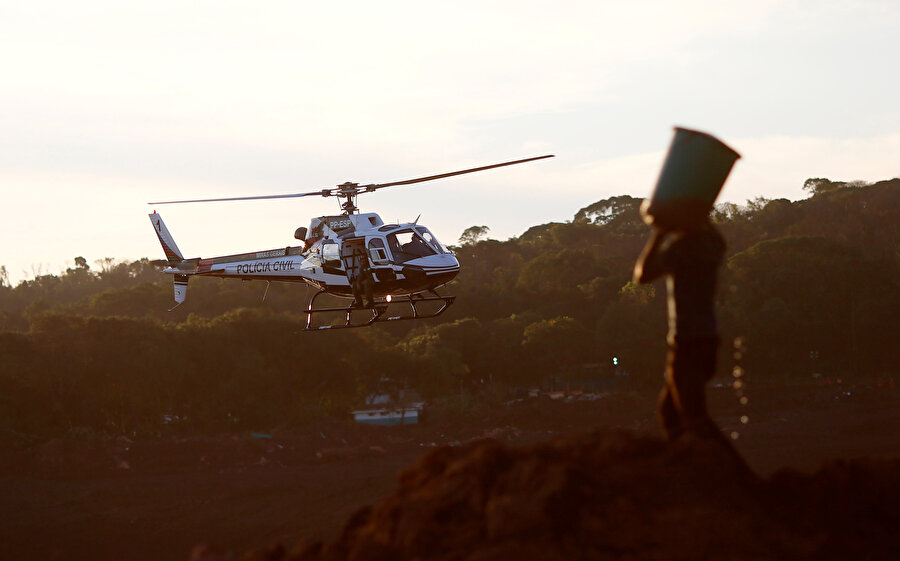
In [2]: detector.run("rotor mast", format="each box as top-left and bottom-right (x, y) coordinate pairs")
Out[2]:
(337, 182), (360, 214)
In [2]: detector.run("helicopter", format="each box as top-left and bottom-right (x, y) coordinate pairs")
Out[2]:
(148, 154), (554, 330)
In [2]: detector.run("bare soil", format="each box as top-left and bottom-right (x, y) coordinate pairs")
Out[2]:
(1, 383), (897, 561)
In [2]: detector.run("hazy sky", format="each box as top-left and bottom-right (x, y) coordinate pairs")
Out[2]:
(2, 0), (898, 284)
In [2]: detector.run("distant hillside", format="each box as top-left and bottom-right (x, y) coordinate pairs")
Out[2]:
(1, 179), (897, 437)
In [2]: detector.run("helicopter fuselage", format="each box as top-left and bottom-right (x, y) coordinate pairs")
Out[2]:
(159, 212), (459, 299)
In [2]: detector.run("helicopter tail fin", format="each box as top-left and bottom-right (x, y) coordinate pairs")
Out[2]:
(149, 211), (184, 265)
(169, 274), (189, 311)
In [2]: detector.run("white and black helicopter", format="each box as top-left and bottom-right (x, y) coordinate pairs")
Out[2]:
(149, 155), (553, 330)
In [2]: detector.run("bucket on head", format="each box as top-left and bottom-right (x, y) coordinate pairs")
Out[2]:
(641, 127), (741, 229)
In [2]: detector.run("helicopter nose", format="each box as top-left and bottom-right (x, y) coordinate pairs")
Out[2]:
(418, 253), (459, 275)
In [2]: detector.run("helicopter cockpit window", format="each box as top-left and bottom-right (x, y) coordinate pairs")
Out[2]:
(367, 238), (390, 266)
(386, 229), (436, 263)
(414, 226), (449, 254)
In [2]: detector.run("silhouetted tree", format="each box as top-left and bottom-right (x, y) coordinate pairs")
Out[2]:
(458, 225), (490, 245)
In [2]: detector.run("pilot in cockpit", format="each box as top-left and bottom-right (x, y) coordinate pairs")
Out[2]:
(402, 234), (432, 257)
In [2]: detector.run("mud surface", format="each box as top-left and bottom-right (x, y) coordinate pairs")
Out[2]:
(280, 433), (898, 561)
(1, 383), (897, 560)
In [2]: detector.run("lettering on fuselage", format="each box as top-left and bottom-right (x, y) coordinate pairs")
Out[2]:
(237, 260), (296, 274)
(324, 217), (353, 231)
(256, 249), (287, 259)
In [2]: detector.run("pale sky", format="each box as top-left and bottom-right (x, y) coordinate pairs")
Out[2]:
(2, 0), (898, 284)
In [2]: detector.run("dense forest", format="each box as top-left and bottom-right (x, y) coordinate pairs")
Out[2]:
(1, 178), (897, 438)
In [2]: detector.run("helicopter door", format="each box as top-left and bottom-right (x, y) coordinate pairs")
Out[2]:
(367, 237), (396, 282)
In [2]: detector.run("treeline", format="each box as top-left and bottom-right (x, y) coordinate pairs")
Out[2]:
(1, 178), (897, 437)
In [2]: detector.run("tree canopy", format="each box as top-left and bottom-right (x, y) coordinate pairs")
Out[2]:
(1, 178), (897, 438)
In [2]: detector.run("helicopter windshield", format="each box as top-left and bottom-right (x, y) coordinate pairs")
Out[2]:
(414, 226), (450, 254)
(386, 229), (437, 263)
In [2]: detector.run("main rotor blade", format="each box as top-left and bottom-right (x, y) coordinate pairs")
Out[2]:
(148, 190), (328, 205)
(364, 154), (554, 191)
(147, 154), (554, 205)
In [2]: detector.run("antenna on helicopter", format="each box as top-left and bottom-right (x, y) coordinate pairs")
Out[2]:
(148, 154), (555, 214)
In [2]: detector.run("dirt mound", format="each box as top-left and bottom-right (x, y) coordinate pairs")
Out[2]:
(244, 430), (900, 561)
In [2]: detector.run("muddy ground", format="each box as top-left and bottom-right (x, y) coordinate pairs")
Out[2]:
(1, 382), (897, 561)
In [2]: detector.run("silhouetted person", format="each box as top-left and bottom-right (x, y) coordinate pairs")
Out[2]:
(351, 248), (375, 308)
(358, 262), (374, 308)
(634, 220), (725, 440)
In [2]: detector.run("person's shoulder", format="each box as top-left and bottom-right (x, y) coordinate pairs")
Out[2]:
(678, 224), (724, 248)
(660, 226), (724, 264)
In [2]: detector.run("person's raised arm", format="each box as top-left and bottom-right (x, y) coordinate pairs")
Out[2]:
(633, 228), (670, 284)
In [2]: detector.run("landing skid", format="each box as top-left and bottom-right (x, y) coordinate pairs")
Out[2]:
(378, 293), (456, 323)
(302, 290), (456, 331)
